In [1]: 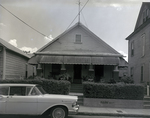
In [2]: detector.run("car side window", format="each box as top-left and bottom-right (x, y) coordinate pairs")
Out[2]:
(30, 87), (39, 95)
(10, 87), (26, 96)
(0, 86), (9, 95)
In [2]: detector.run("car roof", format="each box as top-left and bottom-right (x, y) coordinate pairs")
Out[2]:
(0, 83), (36, 87)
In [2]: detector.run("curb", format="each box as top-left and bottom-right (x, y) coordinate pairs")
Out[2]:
(77, 112), (150, 117)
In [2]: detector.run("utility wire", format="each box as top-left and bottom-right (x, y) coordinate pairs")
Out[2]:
(66, 0), (89, 29)
(81, 11), (88, 28)
(0, 4), (47, 37)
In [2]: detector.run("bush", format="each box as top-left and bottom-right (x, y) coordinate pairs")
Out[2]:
(0, 79), (70, 95)
(83, 82), (144, 100)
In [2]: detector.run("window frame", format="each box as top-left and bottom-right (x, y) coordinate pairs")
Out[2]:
(75, 34), (82, 44)
(131, 41), (134, 57)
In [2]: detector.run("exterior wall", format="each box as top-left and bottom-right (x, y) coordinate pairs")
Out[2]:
(5, 49), (29, 79)
(128, 24), (150, 84)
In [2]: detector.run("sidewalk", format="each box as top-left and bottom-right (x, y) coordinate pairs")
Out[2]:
(77, 106), (150, 117)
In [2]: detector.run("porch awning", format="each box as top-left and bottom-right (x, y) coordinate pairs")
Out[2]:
(91, 57), (119, 65)
(40, 56), (63, 64)
(38, 55), (119, 65)
(64, 56), (91, 64)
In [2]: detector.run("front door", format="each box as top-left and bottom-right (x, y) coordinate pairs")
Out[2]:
(74, 65), (82, 84)
(95, 65), (104, 82)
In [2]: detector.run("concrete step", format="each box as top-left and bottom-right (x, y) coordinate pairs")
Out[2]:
(143, 96), (150, 109)
(70, 84), (83, 93)
(77, 95), (84, 105)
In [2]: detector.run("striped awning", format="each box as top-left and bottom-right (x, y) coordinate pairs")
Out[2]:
(64, 56), (91, 64)
(91, 57), (119, 65)
(40, 56), (63, 64)
(37, 55), (119, 65)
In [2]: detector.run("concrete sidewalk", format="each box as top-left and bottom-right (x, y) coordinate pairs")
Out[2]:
(77, 106), (150, 117)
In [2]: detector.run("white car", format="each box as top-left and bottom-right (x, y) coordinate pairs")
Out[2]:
(0, 84), (79, 118)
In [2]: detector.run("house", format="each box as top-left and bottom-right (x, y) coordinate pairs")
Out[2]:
(0, 38), (35, 80)
(29, 22), (124, 84)
(126, 2), (150, 84)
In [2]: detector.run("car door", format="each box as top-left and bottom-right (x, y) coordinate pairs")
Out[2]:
(0, 86), (9, 114)
(6, 86), (38, 115)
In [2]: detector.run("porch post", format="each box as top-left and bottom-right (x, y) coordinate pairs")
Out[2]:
(61, 64), (66, 74)
(113, 65), (119, 81)
(37, 63), (43, 77)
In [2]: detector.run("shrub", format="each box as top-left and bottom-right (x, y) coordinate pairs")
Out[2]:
(0, 79), (70, 95)
(83, 82), (144, 100)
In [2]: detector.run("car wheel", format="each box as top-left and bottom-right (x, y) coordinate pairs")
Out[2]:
(50, 106), (68, 118)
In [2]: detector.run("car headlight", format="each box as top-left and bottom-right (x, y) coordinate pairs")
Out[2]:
(72, 101), (77, 107)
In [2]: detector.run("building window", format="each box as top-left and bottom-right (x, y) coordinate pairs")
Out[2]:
(143, 9), (149, 23)
(141, 65), (144, 82)
(52, 64), (61, 77)
(75, 34), (82, 44)
(131, 41), (134, 56)
(141, 33), (146, 57)
(130, 67), (134, 78)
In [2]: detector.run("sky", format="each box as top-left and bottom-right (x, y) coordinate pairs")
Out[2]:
(0, 0), (149, 61)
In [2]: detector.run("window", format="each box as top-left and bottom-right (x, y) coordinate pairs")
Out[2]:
(130, 67), (134, 78)
(52, 64), (61, 76)
(131, 41), (134, 56)
(10, 87), (26, 96)
(75, 34), (82, 43)
(141, 65), (144, 82)
(141, 34), (146, 57)
(143, 9), (149, 23)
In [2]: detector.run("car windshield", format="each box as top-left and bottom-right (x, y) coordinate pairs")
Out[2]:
(36, 85), (47, 94)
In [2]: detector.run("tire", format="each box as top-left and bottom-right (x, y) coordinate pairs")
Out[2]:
(50, 106), (68, 118)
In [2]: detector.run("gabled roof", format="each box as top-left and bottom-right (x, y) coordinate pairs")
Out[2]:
(134, 2), (150, 30)
(0, 38), (30, 58)
(126, 2), (150, 40)
(37, 22), (121, 56)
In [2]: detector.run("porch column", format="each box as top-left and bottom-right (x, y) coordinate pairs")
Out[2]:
(37, 64), (43, 77)
(61, 64), (66, 74)
(113, 65), (119, 81)
(88, 65), (94, 81)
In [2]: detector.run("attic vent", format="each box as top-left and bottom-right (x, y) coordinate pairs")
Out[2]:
(75, 34), (82, 44)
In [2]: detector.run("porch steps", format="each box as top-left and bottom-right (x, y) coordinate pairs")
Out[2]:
(70, 84), (84, 105)
(144, 96), (150, 109)
(70, 84), (83, 93)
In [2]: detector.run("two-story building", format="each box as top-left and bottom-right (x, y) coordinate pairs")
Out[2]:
(29, 22), (125, 84)
(126, 2), (150, 84)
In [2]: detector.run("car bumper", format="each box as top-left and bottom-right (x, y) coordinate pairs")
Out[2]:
(69, 105), (79, 115)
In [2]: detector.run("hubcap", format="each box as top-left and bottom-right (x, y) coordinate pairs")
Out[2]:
(52, 107), (65, 118)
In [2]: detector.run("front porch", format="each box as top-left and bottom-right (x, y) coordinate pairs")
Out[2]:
(36, 63), (119, 84)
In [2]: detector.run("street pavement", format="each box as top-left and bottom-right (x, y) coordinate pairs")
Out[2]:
(77, 106), (150, 117)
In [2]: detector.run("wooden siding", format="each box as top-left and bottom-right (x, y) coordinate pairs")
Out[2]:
(5, 50), (28, 79)
(41, 26), (118, 54)
(128, 24), (150, 84)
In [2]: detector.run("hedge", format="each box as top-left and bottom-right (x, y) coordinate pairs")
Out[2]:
(0, 79), (71, 95)
(83, 82), (144, 100)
